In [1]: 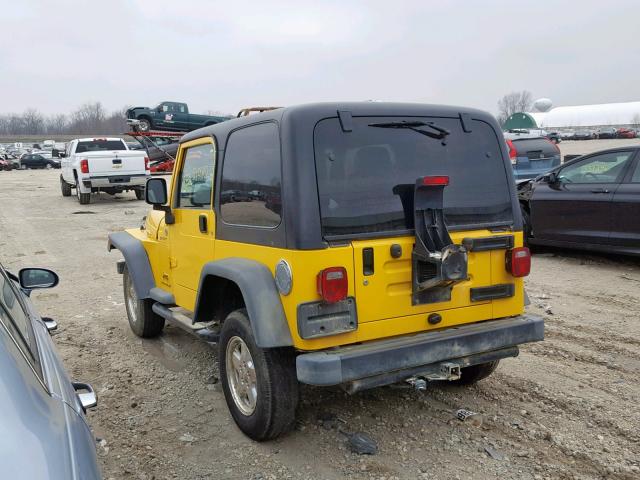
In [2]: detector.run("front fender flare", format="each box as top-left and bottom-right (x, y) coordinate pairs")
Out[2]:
(107, 231), (155, 300)
(195, 258), (293, 348)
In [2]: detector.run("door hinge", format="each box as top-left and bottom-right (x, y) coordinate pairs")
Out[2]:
(169, 257), (177, 268)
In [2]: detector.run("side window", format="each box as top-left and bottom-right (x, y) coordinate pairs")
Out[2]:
(176, 143), (215, 209)
(630, 160), (640, 183)
(220, 123), (282, 227)
(0, 270), (38, 369)
(559, 151), (633, 184)
(179, 105), (186, 113)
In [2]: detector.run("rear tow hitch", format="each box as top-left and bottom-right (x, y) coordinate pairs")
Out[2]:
(406, 362), (462, 390)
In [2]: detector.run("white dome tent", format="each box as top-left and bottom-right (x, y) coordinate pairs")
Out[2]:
(503, 100), (640, 130)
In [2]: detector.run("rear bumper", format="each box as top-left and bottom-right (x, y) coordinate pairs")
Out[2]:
(296, 315), (543, 387)
(85, 174), (147, 188)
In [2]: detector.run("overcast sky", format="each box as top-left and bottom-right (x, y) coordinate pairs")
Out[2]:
(2, 0), (639, 116)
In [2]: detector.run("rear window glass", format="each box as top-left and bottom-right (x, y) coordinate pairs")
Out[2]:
(76, 140), (126, 153)
(314, 116), (513, 236)
(512, 138), (557, 155)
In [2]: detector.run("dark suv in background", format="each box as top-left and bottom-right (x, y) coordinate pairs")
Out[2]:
(505, 136), (561, 181)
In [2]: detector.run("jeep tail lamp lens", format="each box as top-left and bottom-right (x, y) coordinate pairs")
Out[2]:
(80, 159), (89, 174)
(317, 267), (348, 303)
(422, 175), (449, 186)
(506, 247), (531, 277)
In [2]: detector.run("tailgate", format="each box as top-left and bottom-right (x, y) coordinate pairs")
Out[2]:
(352, 230), (523, 324)
(85, 151), (146, 176)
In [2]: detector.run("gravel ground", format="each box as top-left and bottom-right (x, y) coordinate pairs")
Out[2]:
(0, 156), (639, 479)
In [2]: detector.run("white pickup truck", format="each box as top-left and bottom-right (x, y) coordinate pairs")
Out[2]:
(60, 138), (149, 204)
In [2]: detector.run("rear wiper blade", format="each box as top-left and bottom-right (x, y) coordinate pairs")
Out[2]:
(368, 121), (450, 140)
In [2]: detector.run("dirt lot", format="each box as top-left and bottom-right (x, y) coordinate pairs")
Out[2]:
(0, 156), (639, 479)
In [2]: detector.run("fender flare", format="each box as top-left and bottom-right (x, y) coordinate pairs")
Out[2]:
(107, 231), (155, 300)
(195, 258), (293, 348)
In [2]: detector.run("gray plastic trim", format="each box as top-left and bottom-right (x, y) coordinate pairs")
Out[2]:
(107, 231), (155, 299)
(195, 258), (293, 348)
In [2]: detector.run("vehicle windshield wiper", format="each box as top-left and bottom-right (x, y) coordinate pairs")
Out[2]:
(368, 121), (450, 140)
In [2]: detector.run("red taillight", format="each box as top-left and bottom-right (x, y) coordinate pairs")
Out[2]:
(317, 267), (348, 303)
(422, 175), (449, 186)
(506, 139), (517, 164)
(80, 159), (89, 174)
(506, 247), (531, 277)
(144, 156), (150, 171)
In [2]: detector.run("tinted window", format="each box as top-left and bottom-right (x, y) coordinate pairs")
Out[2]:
(176, 144), (215, 209)
(630, 160), (640, 183)
(559, 151), (633, 184)
(512, 138), (557, 156)
(220, 123), (282, 227)
(0, 269), (37, 366)
(314, 117), (512, 236)
(75, 140), (126, 153)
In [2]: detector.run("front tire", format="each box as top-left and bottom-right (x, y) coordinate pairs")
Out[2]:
(138, 118), (151, 132)
(123, 265), (164, 338)
(219, 309), (298, 441)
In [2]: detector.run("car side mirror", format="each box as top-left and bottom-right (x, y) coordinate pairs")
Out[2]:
(540, 172), (558, 184)
(146, 178), (167, 205)
(145, 178), (175, 224)
(18, 268), (59, 289)
(156, 106), (163, 112)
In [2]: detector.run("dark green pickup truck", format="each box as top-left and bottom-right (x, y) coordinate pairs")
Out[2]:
(125, 101), (231, 132)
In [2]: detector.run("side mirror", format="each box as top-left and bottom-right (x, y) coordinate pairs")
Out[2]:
(145, 178), (175, 224)
(72, 382), (97, 411)
(539, 172), (558, 184)
(18, 268), (59, 289)
(156, 106), (163, 113)
(59, 152), (66, 158)
(145, 178), (167, 205)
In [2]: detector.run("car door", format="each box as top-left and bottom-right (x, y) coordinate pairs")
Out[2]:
(530, 151), (635, 245)
(0, 268), (99, 479)
(609, 152), (640, 250)
(171, 103), (190, 130)
(167, 139), (217, 310)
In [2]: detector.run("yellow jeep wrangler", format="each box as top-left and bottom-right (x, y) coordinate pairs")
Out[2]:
(108, 102), (543, 441)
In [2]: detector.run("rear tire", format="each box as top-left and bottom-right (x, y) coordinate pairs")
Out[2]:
(454, 361), (500, 385)
(219, 309), (298, 441)
(135, 188), (145, 200)
(76, 180), (91, 204)
(123, 265), (164, 338)
(60, 176), (72, 196)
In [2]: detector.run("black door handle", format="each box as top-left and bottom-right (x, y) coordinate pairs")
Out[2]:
(590, 188), (610, 194)
(199, 214), (208, 233)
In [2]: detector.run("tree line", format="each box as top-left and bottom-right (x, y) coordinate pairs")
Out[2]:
(0, 102), (128, 135)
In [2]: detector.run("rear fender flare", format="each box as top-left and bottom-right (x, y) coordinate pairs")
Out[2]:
(194, 258), (293, 348)
(107, 231), (155, 299)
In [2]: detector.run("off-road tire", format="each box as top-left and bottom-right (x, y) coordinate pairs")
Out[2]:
(123, 264), (164, 338)
(60, 176), (72, 196)
(454, 360), (500, 385)
(219, 309), (298, 441)
(135, 188), (145, 200)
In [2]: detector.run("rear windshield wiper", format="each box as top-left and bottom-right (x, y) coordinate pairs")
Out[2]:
(368, 121), (450, 140)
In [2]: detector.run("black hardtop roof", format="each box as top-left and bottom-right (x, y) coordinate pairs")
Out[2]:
(180, 101), (496, 145)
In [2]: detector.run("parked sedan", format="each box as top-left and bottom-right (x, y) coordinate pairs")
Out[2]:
(519, 147), (640, 255)
(616, 127), (637, 139)
(19, 153), (61, 169)
(0, 262), (101, 479)
(597, 127), (617, 139)
(573, 130), (595, 140)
